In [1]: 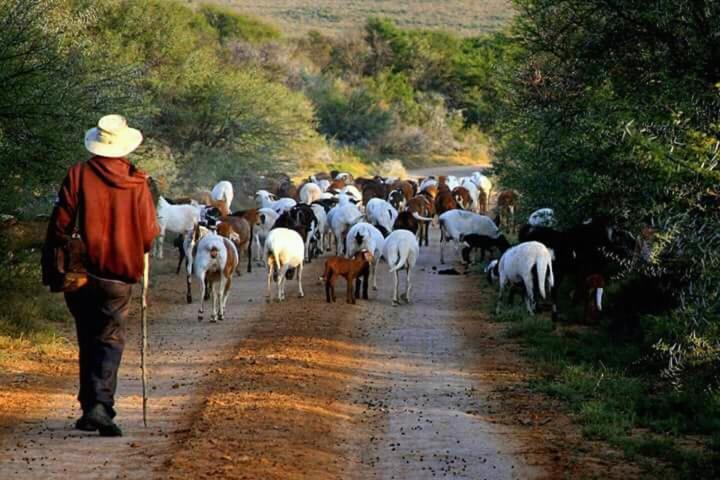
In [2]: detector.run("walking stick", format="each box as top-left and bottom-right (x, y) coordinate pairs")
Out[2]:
(140, 252), (150, 427)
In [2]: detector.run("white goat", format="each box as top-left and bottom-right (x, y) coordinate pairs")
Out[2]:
(383, 229), (419, 306)
(460, 178), (481, 213)
(419, 177), (438, 192)
(264, 228), (305, 302)
(310, 203), (328, 253)
(328, 202), (363, 255)
(341, 185), (363, 205)
(365, 198), (398, 234)
(299, 182), (323, 205)
(438, 210), (506, 264)
(211, 181), (234, 212)
(154, 196), (202, 259)
(254, 207), (279, 263)
(194, 233), (239, 322)
(528, 208), (556, 227)
(255, 190), (297, 214)
(467, 172), (492, 212)
(182, 224), (210, 303)
(346, 222), (385, 290)
(487, 241), (554, 315)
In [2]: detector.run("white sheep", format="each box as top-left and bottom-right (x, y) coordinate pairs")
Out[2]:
(194, 233), (239, 322)
(310, 203), (328, 253)
(341, 185), (363, 205)
(438, 210), (508, 264)
(460, 178), (482, 213)
(528, 208), (556, 227)
(383, 229), (419, 305)
(264, 227), (305, 302)
(253, 207), (279, 263)
(299, 182), (323, 205)
(470, 171), (492, 211)
(255, 189), (297, 214)
(487, 241), (554, 315)
(328, 201), (363, 255)
(346, 222), (386, 290)
(365, 198), (398, 234)
(211, 181), (234, 212)
(154, 196), (202, 259)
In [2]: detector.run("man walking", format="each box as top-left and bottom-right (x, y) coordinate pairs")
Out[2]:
(43, 115), (159, 436)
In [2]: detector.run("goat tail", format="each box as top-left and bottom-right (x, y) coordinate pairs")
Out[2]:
(389, 247), (410, 273)
(535, 254), (553, 300)
(412, 212), (433, 222)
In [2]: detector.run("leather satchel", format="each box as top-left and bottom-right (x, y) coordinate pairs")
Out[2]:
(49, 229), (89, 292)
(42, 171), (89, 293)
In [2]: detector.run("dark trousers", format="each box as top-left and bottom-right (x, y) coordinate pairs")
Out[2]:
(65, 277), (132, 416)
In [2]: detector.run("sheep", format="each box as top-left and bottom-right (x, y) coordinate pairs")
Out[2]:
(194, 233), (239, 322)
(487, 241), (554, 316)
(255, 189), (297, 214)
(299, 182), (323, 204)
(406, 195), (434, 246)
(388, 189), (407, 211)
(211, 181), (234, 212)
(470, 172), (492, 212)
(438, 210), (509, 264)
(328, 201), (363, 255)
(362, 180), (389, 206)
(383, 229), (420, 306)
(460, 179), (482, 213)
(460, 233), (511, 264)
(452, 186), (473, 211)
(419, 177), (437, 193)
(264, 227), (305, 302)
(366, 198), (398, 234)
(341, 185), (363, 205)
(310, 203), (328, 253)
(495, 190), (519, 234)
(154, 196), (202, 259)
(182, 224), (210, 303)
(276, 181), (298, 200)
(252, 207), (279, 264)
(528, 208), (556, 227)
(434, 189), (458, 222)
(346, 222), (385, 291)
(322, 250), (373, 304)
(217, 216), (252, 274)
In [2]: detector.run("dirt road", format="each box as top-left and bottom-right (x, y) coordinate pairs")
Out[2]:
(0, 166), (621, 479)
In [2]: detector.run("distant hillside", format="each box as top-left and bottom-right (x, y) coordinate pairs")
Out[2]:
(198, 0), (514, 37)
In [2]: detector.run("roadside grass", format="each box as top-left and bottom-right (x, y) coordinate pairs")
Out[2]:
(0, 225), (74, 360)
(484, 286), (720, 478)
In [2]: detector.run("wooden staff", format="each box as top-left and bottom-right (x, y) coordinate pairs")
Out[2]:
(141, 252), (150, 427)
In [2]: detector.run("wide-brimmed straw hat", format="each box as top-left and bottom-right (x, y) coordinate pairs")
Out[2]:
(85, 114), (143, 158)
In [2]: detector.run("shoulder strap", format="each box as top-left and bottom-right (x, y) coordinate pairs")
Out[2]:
(71, 163), (85, 237)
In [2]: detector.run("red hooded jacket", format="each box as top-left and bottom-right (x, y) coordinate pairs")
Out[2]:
(44, 156), (159, 284)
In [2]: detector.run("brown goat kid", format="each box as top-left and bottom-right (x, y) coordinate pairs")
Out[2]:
(322, 250), (373, 304)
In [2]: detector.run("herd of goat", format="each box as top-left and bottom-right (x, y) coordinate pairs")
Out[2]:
(149, 171), (642, 324)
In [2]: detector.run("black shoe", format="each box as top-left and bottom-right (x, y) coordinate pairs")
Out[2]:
(85, 404), (123, 437)
(75, 415), (97, 432)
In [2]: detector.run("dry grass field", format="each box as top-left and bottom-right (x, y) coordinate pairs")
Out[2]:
(200, 0), (514, 36)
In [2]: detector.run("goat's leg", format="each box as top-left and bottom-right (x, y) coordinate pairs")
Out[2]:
(372, 258), (379, 290)
(405, 267), (412, 304)
(325, 274), (334, 303)
(495, 282), (505, 315)
(210, 281), (218, 323)
(392, 270), (400, 306)
(156, 232), (165, 259)
(221, 276), (231, 320)
(266, 260), (274, 302)
(198, 274), (206, 320)
(297, 262), (304, 298)
(186, 274), (192, 304)
(523, 278), (536, 315)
